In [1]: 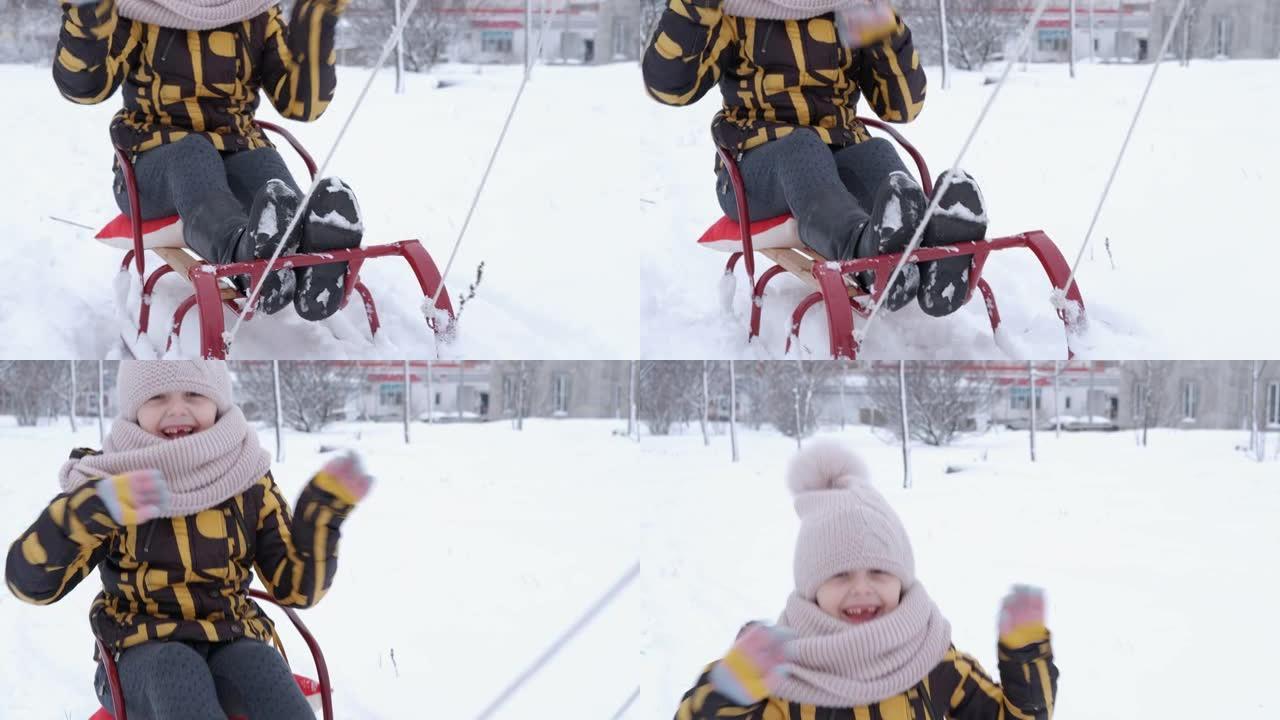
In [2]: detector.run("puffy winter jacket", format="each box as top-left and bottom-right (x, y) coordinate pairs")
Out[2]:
(642, 0), (926, 156)
(676, 635), (1058, 720)
(5, 448), (358, 653)
(53, 0), (347, 155)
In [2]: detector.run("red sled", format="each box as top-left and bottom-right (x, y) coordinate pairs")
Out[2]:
(89, 589), (334, 720)
(698, 116), (1086, 359)
(99, 120), (454, 359)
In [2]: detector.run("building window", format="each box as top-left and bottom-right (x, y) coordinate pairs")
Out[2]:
(1213, 15), (1232, 57)
(502, 374), (518, 416)
(379, 383), (404, 408)
(1268, 383), (1280, 427)
(551, 374), (570, 416)
(1132, 383), (1147, 418)
(1038, 28), (1068, 53)
(1182, 381), (1198, 421)
(1064, 396), (1072, 410)
(481, 30), (513, 54)
(1010, 387), (1041, 411)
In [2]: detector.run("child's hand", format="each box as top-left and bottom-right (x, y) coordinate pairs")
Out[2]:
(834, 0), (898, 48)
(315, 451), (373, 504)
(998, 584), (1048, 648)
(95, 470), (170, 526)
(709, 623), (793, 705)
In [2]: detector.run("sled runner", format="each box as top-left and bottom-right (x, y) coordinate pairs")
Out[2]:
(89, 589), (334, 720)
(98, 120), (454, 359)
(698, 116), (1085, 359)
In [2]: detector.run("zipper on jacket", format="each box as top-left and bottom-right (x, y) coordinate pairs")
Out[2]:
(159, 30), (177, 64)
(143, 522), (157, 554)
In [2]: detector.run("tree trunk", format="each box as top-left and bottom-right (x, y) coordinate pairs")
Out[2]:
(69, 361), (78, 432)
(1028, 362), (1037, 462)
(394, 0), (405, 93)
(273, 360), (284, 462)
(629, 361), (638, 441)
(97, 360), (106, 445)
(1053, 360), (1061, 439)
(838, 361), (847, 430)
(700, 361), (710, 446)
(729, 360), (740, 462)
(937, 0), (949, 89)
(403, 360), (412, 444)
(457, 364), (465, 421)
(899, 361), (911, 489)
(1069, 0), (1077, 78)
(793, 387), (802, 451)
(516, 360), (526, 431)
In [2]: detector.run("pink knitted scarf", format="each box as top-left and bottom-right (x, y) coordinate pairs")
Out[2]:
(772, 582), (952, 707)
(116, 0), (277, 31)
(58, 406), (270, 518)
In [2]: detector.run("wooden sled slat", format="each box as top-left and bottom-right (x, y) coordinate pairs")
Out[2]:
(760, 247), (861, 298)
(153, 247), (239, 300)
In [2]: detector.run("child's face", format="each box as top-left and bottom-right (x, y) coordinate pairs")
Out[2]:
(816, 569), (903, 624)
(136, 391), (217, 438)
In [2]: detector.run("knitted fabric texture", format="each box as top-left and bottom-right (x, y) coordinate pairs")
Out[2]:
(115, 360), (233, 422)
(722, 0), (856, 21)
(773, 583), (952, 706)
(116, 0), (277, 31)
(58, 406), (270, 517)
(788, 439), (915, 599)
(771, 440), (952, 706)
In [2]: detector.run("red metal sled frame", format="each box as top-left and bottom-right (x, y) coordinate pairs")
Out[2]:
(95, 589), (334, 720)
(115, 120), (453, 358)
(717, 116), (1084, 359)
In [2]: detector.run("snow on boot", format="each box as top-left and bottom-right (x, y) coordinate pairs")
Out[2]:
(237, 179), (302, 315)
(852, 171), (924, 312)
(295, 178), (363, 322)
(918, 168), (987, 318)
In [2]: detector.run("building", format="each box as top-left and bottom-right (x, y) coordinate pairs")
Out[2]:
(441, 0), (643, 65)
(489, 361), (631, 418)
(349, 361), (492, 421)
(1150, 0), (1280, 60)
(1010, 1), (1155, 63)
(1117, 361), (1280, 430)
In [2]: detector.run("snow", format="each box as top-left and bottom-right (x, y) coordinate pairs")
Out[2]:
(258, 200), (278, 238)
(0, 63), (639, 358)
(0, 418), (638, 718)
(639, 61), (1280, 359)
(640, 424), (1280, 719)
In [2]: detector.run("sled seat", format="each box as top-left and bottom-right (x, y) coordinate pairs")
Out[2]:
(102, 120), (454, 358)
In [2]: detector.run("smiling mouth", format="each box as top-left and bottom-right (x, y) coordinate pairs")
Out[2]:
(841, 607), (881, 623)
(160, 425), (195, 439)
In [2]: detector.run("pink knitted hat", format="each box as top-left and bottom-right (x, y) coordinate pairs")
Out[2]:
(116, 360), (234, 421)
(789, 440), (915, 600)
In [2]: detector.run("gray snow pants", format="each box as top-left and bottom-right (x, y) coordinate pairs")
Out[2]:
(715, 129), (909, 261)
(94, 638), (314, 720)
(113, 134), (303, 264)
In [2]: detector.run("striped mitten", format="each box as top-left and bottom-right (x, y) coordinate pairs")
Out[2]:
(95, 469), (170, 526)
(709, 623), (793, 705)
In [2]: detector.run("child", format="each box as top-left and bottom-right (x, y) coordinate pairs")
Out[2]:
(4, 360), (373, 719)
(642, 0), (987, 316)
(676, 440), (1058, 719)
(55, 0), (365, 320)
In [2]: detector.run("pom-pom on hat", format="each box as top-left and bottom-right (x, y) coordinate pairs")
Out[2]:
(116, 360), (234, 422)
(789, 439), (916, 599)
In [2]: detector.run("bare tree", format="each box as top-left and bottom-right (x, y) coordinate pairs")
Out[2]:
(866, 362), (994, 446)
(1124, 361), (1176, 447)
(0, 362), (68, 426)
(728, 360), (740, 462)
(237, 362), (362, 433)
(637, 362), (703, 435)
(898, 0), (1026, 70)
(759, 361), (840, 440)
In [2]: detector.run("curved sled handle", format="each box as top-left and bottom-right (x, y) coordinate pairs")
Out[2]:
(248, 589), (334, 720)
(856, 116), (933, 196)
(253, 121), (319, 181)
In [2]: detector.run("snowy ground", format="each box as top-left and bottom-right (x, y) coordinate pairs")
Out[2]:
(639, 60), (1280, 359)
(641, 425), (1280, 718)
(0, 62), (641, 359)
(0, 418), (639, 718)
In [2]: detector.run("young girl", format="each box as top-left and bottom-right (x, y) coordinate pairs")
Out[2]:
(677, 441), (1058, 719)
(55, 0), (365, 320)
(4, 360), (373, 719)
(642, 0), (987, 317)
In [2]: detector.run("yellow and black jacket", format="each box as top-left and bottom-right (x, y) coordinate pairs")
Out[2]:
(677, 638), (1057, 720)
(5, 448), (358, 653)
(642, 0), (926, 156)
(53, 0), (347, 155)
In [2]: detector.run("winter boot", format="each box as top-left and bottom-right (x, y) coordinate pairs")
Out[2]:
(294, 177), (364, 322)
(851, 171), (925, 311)
(917, 169), (987, 317)
(182, 179), (301, 315)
